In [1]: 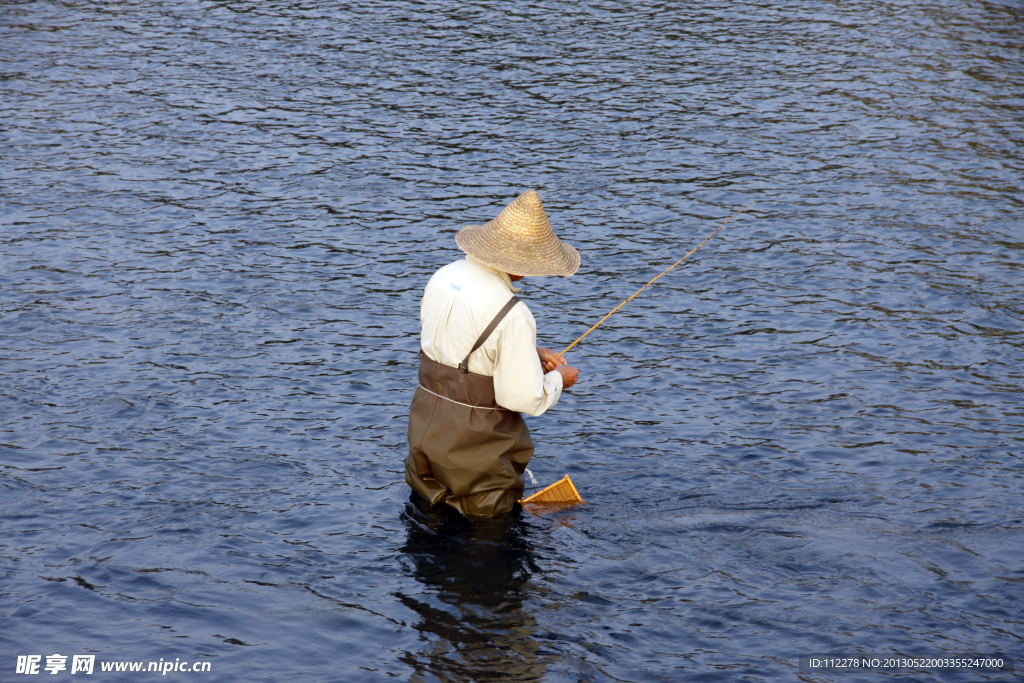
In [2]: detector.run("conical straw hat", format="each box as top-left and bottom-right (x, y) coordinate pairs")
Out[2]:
(455, 190), (581, 277)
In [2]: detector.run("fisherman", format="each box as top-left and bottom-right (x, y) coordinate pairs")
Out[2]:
(406, 190), (581, 516)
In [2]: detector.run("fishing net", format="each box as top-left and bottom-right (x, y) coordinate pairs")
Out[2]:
(521, 474), (583, 506)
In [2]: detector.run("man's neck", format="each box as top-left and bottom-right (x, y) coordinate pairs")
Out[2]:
(466, 255), (521, 292)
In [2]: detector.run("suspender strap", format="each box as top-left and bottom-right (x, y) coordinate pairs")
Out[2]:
(458, 296), (520, 375)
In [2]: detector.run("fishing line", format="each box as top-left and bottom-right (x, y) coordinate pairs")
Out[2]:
(558, 202), (753, 358)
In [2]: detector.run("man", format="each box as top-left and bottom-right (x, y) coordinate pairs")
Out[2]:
(406, 189), (581, 516)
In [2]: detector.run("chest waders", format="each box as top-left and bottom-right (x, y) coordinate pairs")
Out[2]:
(405, 296), (533, 516)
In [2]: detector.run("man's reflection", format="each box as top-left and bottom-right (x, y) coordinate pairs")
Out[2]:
(397, 494), (551, 682)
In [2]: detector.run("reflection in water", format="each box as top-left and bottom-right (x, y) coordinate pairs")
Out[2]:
(397, 494), (550, 683)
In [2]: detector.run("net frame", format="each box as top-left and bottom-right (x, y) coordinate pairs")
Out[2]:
(521, 474), (583, 505)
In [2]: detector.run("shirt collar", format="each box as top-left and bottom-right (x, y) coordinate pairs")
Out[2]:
(466, 255), (522, 293)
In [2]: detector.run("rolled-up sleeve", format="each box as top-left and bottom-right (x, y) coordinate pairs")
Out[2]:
(492, 308), (563, 416)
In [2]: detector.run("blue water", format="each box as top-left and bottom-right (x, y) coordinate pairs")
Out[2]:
(2, 1), (1022, 681)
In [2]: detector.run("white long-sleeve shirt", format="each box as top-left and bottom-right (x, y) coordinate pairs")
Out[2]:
(420, 256), (563, 417)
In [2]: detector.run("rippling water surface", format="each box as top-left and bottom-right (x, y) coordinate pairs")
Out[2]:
(2, 1), (1022, 681)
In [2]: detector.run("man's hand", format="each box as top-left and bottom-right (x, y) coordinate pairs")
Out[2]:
(538, 347), (578, 388)
(537, 346), (567, 373)
(555, 364), (579, 389)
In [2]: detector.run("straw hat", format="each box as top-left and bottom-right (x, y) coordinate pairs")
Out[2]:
(455, 190), (580, 277)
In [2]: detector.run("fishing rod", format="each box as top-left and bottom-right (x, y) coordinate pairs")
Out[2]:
(558, 202), (752, 359)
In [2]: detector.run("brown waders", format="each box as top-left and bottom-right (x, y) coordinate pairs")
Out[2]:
(406, 296), (533, 516)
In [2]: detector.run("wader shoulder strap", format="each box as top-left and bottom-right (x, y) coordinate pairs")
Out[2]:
(458, 296), (520, 375)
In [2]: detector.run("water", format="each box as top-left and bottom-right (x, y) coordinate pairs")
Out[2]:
(1, 1), (1022, 680)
